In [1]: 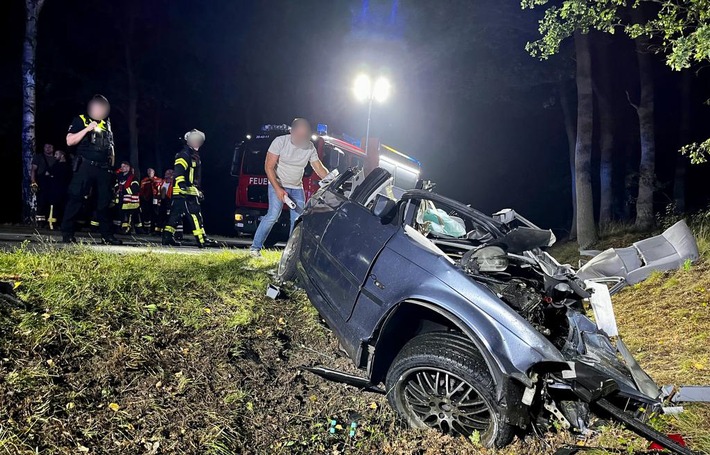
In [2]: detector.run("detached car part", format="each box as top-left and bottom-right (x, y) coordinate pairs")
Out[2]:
(577, 220), (699, 290)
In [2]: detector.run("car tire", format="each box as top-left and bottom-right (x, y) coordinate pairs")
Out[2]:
(276, 223), (302, 283)
(385, 331), (515, 448)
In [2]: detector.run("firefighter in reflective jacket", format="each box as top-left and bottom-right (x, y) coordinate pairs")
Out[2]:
(117, 162), (143, 234)
(162, 129), (208, 247)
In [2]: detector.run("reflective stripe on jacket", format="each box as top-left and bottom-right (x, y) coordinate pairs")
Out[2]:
(172, 146), (201, 197)
(119, 174), (140, 210)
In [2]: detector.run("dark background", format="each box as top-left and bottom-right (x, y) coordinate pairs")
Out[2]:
(2, 0), (710, 236)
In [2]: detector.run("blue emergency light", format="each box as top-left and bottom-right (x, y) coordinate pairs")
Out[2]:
(317, 123), (328, 135)
(341, 133), (361, 148)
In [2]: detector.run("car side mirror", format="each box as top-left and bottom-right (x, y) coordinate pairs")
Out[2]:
(371, 194), (397, 221)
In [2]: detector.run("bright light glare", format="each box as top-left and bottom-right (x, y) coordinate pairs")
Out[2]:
(353, 74), (372, 102)
(380, 155), (420, 175)
(246, 134), (252, 140)
(311, 135), (318, 141)
(373, 77), (391, 103)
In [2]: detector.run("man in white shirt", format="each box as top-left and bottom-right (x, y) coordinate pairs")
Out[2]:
(250, 118), (329, 256)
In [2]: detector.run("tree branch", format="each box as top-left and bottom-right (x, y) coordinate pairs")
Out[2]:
(625, 90), (640, 111)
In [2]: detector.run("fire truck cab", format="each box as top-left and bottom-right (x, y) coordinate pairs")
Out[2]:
(230, 124), (421, 243)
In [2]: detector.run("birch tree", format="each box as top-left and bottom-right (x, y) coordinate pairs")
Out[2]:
(21, 0), (47, 223)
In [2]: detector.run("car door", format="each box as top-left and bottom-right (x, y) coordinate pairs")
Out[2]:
(299, 170), (354, 277)
(312, 169), (398, 332)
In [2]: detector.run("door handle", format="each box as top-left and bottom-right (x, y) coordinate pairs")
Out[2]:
(370, 274), (384, 290)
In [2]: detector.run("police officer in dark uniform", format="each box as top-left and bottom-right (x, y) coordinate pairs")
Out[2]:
(61, 94), (122, 244)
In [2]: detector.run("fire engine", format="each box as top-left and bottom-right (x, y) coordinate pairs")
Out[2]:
(230, 123), (421, 243)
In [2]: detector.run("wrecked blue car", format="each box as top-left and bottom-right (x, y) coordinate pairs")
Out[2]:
(276, 167), (693, 454)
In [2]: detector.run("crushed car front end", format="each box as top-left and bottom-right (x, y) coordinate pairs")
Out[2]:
(286, 170), (693, 454)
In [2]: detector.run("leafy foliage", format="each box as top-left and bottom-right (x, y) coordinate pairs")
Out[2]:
(522, 0), (710, 70)
(522, 0), (710, 164)
(522, 0), (624, 58)
(627, 0), (710, 70)
(680, 138), (710, 164)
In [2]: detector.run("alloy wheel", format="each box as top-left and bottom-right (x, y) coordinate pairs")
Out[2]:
(397, 367), (494, 436)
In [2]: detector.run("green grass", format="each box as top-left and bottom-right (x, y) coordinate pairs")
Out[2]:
(0, 245), (288, 455)
(1, 245), (273, 341)
(0, 238), (708, 454)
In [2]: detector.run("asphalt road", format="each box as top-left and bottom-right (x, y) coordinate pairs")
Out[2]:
(0, 226), (284, 254)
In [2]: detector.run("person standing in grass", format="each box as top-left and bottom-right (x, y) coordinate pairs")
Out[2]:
(249, 118), (329, 257)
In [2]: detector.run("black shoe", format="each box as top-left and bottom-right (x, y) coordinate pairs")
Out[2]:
(62, 234), (77, 244)
(102, 235), (123, 246)
(162, 234), (181, 246)
(203, 238), (220, 248)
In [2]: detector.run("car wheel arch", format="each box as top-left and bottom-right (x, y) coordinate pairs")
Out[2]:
(368, 299), (511, 397)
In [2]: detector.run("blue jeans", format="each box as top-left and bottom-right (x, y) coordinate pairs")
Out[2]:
(251, 184), (305, 251)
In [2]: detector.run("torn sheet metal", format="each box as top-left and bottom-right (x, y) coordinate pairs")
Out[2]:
(585, 280), (619, 337)
(616, 337), (661, 400)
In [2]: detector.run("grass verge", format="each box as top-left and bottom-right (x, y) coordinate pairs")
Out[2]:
(0, 241), (707, 454)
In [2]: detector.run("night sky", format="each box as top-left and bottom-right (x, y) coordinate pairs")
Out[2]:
(2, 0), (710, 236)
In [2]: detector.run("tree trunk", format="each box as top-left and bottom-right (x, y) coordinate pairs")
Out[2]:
(595, 42), (614, 228)
(560, 81), (577, 240)
(125, 41), (140, 177)
(622, 136), (638, 222)
(674, 70), (691, 214)
(21, 0), (46, 223)
(574, 32), (598, 248)
(633, 11), (656, 231)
